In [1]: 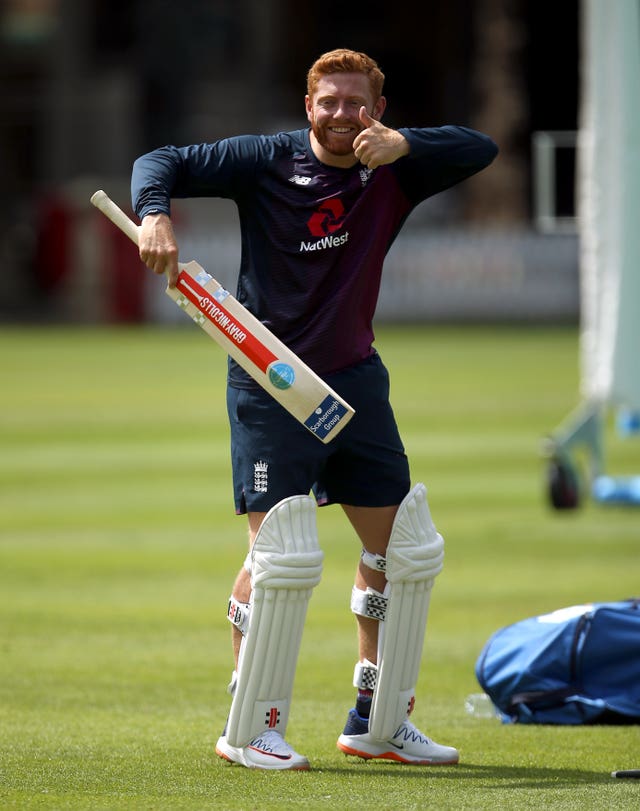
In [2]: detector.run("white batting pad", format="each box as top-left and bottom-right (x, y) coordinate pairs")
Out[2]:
(368, 483), (444, 741)
(225, 494), (323, 747)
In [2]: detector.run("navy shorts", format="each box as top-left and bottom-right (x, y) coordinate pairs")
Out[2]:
(227, 352), (410, 514)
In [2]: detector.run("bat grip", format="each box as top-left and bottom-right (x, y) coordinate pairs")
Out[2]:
(90, 190), (140, 246)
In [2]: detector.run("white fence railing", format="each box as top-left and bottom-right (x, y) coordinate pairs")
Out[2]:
(144, 225), (579, 324)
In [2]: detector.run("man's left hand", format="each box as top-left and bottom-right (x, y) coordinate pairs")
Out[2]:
(353, 108), (410, 169)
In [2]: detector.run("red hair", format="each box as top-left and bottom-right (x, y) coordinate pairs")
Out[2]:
(307, 48), (385, 100)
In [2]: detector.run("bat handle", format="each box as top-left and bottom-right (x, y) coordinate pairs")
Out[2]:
(90, 190), (140, 246)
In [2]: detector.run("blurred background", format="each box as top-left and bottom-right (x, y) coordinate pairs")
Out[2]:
(0, 0), (580, 325)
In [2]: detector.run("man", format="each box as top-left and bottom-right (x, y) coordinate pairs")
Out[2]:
(132, 48), (497, 771)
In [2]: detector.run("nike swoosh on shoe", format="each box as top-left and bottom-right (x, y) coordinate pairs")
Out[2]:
(247, 746), (292, 761)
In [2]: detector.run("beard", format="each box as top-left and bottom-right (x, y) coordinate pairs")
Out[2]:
(310, 119), (358, 156)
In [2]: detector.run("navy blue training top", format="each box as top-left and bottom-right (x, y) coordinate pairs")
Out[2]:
(131, 127), (497, 384)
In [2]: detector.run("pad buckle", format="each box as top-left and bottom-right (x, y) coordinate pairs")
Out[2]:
(360, 549), (387, 572)
(353, 659), (378, 690)
(350, 586), (388, 621)
(227, 596), (251, 636)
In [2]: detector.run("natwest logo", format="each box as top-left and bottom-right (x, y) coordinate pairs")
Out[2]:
(300, 197), (349, 253)
(306, 198), (345, 237)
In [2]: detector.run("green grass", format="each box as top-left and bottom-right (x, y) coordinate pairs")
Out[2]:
(1, 324), (638, 810)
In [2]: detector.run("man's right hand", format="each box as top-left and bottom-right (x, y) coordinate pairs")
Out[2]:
(138, 213), (180, 288)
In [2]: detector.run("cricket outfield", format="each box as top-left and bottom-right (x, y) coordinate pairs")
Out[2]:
(0, 324), (638, 810)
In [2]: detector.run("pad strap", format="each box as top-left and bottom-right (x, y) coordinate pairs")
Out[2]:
(227, 596), (250, 636)
(360, 549), (387, 572)
(227, 670), (238, 696)
(353, 658), (378, 690)
(350, 585), (388, 621)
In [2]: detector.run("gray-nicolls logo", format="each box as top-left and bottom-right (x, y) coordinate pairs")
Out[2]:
(254, 460), (268, 493)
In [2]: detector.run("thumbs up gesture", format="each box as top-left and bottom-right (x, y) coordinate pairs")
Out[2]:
(353, 107), (410, 169)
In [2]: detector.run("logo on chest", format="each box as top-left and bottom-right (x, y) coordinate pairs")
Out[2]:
(289, 174), (312, 186)
(359, 167), (373, 186)
(299, 197), (350, 252)
(307, 198), (345, 237)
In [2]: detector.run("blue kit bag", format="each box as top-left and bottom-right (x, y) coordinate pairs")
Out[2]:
(475, 599), (640, 724)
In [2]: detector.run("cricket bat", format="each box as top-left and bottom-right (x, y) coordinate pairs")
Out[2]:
(90, 190), (354, 443)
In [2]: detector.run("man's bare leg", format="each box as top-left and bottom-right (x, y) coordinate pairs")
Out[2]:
(342, 504), (398, 662)
(229, 511), (266, 665)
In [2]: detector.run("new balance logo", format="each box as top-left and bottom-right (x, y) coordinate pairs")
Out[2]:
(289, 174), (312, 186)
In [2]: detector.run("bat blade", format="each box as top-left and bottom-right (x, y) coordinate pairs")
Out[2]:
(90, 190), (355, 442)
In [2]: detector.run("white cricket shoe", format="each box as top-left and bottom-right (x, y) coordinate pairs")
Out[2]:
(337, 709), (459, 765)
(216, 729), (310, 771)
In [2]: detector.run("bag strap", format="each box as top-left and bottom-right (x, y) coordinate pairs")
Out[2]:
(509, 687), (578, 710)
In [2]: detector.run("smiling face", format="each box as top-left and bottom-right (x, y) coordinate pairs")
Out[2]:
(305, 72), (386, 167)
